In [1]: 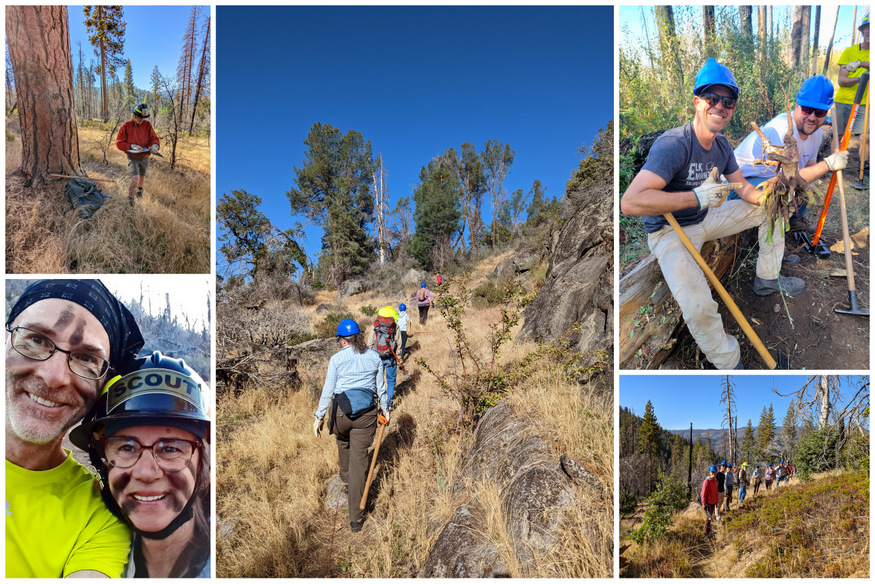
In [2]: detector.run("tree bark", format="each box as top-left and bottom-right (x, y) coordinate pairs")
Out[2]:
(811, 7), (821, 77)
(758, 6), (768, 63)
(654, 6), (684, 94)
(789, 6), (805, 68)
(739, 6), (753, 39)
(702, 6), (716, 59)
(822, 8), (840, 76)
(188, 15), (210, 135)
(7, 5), (80, 185)
(801, 7), (811, 78)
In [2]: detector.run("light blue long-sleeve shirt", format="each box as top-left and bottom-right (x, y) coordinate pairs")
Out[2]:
(314, 345), (388, 419)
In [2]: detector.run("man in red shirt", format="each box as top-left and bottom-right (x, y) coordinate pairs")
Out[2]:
(701, 465), (719, 535)
(116, 103), (160, 204)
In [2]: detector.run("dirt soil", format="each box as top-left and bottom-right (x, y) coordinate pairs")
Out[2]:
(660, 155), (870, 371)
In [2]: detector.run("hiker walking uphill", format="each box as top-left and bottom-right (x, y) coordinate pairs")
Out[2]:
(733, 75), (846, 235)
(776, 461), (787, 488)
(764, 463), (775, 490)
(738, 463), (750, 506)
(722, 462), (735, 513)
(701, 465), (719, 535)
(373, 305), (400, 410)
(715, 463), (726, 522)
(313, 319), (389, 533)
(621, 58), (805, 370)
(116, 103), (160, 205)
(752, 464), (762, 496)
(397, 304), (410, 361)
(417, 282), (433, 326)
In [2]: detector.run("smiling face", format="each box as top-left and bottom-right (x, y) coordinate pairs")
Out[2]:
(694, 85), (735, 134)
(107, 425), (200, 533)
(794, 104), (826, 137)
(6, 299), (110, 447)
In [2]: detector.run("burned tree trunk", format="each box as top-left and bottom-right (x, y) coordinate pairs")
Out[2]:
(6, 5), (80, 185)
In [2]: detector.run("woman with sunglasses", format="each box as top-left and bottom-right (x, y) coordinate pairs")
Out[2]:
(733, 74), (847, 234)
(71, 352), (211, 578)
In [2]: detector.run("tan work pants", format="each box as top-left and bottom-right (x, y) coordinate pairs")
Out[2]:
(648, 199), (784, 369)
(334, 407), (377, 525)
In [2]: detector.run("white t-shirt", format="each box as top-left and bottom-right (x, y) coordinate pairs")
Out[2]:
(734, 111), (823, 181)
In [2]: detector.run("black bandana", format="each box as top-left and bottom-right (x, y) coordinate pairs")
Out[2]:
(6, 279), (145, 374)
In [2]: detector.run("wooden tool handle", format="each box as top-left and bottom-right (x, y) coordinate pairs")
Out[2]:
(360, 420), (387, 510)
(663, 213), (777, 369)
(831, 106), (856, 293)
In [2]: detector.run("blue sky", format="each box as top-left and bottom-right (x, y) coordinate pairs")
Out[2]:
(620, 5), (866, 57)
(619, 374), (869, 430)
(216, 6), (613, 272)
(68, 5), (207, 91)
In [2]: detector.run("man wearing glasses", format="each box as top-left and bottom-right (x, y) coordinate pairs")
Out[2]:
(734, 75), (847, 235)
(5, 279), (144, 577)
(621, 58), (804, 370)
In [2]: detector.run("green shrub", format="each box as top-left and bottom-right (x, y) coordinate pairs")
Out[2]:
(631, 472), (689, 544)
(620, 490), (638, 515)
(360, 305), (377, 317)
(471, 281), (505, 308)
(795, 427), (839, 480)
(315, 312), (358, 339)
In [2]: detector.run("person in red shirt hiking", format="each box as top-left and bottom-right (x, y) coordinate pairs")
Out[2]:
(701, 465), (719, 535)
(116, 103), (160, 204)
(417, 282), (433, 325)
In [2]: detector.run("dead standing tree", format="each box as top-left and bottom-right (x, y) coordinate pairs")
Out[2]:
(156, 72), (181, 169)
(373, 153), (389, 266)
(6, 5), (81, 185)
(188, 14), (210, 135)
(720, 375), (738, 465)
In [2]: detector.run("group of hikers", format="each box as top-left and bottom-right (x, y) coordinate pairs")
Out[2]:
(700, 460), (794, 533)
(313, 275), (443, 533)
(6, 279), (212, 577)
(621, 9), (870, 369)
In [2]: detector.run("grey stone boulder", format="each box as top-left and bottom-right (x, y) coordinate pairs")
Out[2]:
(401, 268), (428, 286)
(337, 279), (382, 299)
(325, 476), (347, 510)
(494, 246), (541, 281)
(418, 505), (506, 577)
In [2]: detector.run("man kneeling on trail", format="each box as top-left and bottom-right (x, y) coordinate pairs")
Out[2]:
(621, 58), (805, 370)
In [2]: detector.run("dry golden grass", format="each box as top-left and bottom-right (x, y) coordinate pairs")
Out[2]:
(216, 276), (614, 578)
(5, 118), (210, 274)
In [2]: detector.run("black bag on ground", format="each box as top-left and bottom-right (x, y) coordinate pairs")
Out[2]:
(65, 179), (112, 219)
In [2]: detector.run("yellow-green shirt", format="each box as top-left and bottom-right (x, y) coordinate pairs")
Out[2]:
(6, 452), (131, 577)
(836, 44), (870, 105)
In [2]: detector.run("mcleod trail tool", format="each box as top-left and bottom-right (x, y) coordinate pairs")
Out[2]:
(852, 83), (870, 191)
(388, 343), (405, 372)
(360, 413), (389, 511)
(663, 213), (789, 369)
(808, 72), (870, 256)
(829, 106), (869, 317)
(49, 174), (114, 182)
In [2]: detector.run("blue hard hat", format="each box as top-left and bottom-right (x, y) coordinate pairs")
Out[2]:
(755, 464), (759, 468)
(336, 318), (360, 337)
(710, 465), (718, 472)
(694, 58), (739, 100)
(859, 10), (869, 31)
(421, 282), (426, 288)
(721, 461), (727, 466)
(727, 462), (732, 467)
(796, 75), (834, 111)
(399, 303), (406, 311)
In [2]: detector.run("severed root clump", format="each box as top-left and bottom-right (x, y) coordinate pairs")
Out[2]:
(750, 111), (823, 242)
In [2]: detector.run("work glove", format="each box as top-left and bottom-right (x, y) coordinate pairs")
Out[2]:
(380, 411), (390, 424)
(824, 150), (848, 171)
(693, 168), (742, 212)
(149, 144), (160, 154)
(844, 60), (862, 72)
(313, 416), (324, 438)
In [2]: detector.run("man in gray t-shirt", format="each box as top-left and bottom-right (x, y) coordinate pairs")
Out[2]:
(621, 58), (806, 370)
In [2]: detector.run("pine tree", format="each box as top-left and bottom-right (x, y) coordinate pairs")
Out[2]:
(720, 375), (737, 464)
(150, 66), (161, 109)
(782, 399), (798, 461)
(286, 123), (376, 287)
(122, 58), (135, 107)
(638, 400), (662, 462)
(757, 404), (777, 461)
(741, 419), (756, 464)
(443, 144), (486, 250)
(83, 5), (126, 122)
(408, 158), (462, 271)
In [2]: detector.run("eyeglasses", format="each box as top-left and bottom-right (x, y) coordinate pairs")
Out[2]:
(6, 326), (110, 380)
(800, 105), (828, 118)
(101, 436), (200, 472)
(698, 91), (737, 110)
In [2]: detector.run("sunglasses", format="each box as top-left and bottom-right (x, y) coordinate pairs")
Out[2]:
(800, 105), (828, 118)
(698, 91), (737, 110)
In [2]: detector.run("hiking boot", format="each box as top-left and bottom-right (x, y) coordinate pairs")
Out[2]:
(136, 187), (143, 199)
(788, 217), (810, 233)
(350, 520), (363, 533)
(753, 275), (806, 297)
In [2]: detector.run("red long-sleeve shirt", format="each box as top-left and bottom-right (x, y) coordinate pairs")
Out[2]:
(116, 119), (159, 159)
(701, 476), (718, 506)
